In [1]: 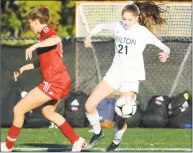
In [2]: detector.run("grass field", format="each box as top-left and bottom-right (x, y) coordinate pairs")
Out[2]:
(1, 128), (192, 152)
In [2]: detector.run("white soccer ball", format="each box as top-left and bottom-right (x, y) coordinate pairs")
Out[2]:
(115, 97), (137, 118)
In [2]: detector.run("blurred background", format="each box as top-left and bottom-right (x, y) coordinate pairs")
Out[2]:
(1, 0), (75, 38)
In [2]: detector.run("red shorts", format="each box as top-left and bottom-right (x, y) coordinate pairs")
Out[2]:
(38, 74), (71, 100)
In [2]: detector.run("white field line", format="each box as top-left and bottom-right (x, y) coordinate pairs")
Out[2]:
(13, 147), (192, 152)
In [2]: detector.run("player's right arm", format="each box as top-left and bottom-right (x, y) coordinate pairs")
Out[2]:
(84, 23), (116, 48)
(13, 59), (40, 82)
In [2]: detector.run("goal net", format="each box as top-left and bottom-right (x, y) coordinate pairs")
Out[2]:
(75, 1), (192, 110)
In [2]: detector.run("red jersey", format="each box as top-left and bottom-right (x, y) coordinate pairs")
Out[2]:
(37, 26), (71, 100)
(37, 26), (65, 82)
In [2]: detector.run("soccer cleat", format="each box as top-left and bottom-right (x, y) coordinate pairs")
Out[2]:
(86, 129), (104, 149)
(72, 137), (87, 152)
(1, 142), (13, 152)
(106, 141), (120, 152)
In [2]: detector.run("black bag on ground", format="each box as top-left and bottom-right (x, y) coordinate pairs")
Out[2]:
(167, 91), (192, 128)
(1, 90), (22, 127)
(168, 107), (192, 128)
(168, 91), (192, 117)
(97, 98), (116, 128)
(141, 95), (170, 128)
(1, 90), (50, 128)
(64, 91), (89, 127)
(126, 104), (144, 127)
(23, 100), (56, 128)
(97, 98), (116, 122)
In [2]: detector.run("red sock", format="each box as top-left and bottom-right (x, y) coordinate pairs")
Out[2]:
(58, 121), (79, 144)
(5, 125), (22, 149)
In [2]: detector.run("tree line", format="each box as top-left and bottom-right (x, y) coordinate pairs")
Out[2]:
(1, 0), (191, 37)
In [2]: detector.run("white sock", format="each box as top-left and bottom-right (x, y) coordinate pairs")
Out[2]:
(113, 122), (127, 145)
(86, 111), (101, 134)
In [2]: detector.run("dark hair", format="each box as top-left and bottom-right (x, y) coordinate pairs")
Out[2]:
(28, 6), (54, 26)
(122, 1), (166, 33)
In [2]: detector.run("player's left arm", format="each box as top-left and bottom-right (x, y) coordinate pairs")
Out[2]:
(34, 35), (61, 48)
(144, 28), (170, 63)
(26, 35), (61, 53)
(26, 34), (61, 60)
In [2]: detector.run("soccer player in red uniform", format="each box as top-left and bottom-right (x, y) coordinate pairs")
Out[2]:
(1, 6), (86, 152)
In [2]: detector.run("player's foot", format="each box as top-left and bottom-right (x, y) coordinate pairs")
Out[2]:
(86, 129), (104, 149)
(1, 142), (13, 152)
(106, 141), (120, 152)
(72, 137), (87, 152)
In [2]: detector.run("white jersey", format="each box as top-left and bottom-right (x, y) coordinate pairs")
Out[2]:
(90, 22), (170, 81)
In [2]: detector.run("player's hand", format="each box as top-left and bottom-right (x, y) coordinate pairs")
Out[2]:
(159, 52), (169, 63)
(25, 44), (37, 60)
(84, 34), (92, 48)
(13, 70), (20, 82)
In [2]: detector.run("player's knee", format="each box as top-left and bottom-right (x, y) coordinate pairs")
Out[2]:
(85, 102), (94, 114)
(42, 106), (54, 119)
(85, 102), (90, 113)
(13, 105), (24, 116)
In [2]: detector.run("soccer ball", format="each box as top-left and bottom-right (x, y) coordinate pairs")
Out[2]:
(115, 97), (137, 118)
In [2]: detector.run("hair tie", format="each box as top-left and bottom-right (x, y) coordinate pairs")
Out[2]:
(41, 6), (45, 11)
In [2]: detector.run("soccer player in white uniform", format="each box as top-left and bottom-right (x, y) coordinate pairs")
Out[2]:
(84, 1), (170, 151)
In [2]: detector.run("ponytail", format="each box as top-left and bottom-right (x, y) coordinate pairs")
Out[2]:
(134, 1), (166, 33)
(28, 6), (57, 28)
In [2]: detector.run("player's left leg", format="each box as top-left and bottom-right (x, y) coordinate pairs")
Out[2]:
(42, 100), (86, 152)
(106, 81), (139, 152)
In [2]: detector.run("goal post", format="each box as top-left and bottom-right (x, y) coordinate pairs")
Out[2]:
(76, 1), (191, 38)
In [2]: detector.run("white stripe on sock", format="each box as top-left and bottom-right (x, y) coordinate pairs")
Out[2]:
(7, 136), (17, 142)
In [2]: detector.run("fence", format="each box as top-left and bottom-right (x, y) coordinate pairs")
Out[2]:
(1, 36), (192, 111)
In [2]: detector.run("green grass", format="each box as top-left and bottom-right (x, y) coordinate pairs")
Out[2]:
(1, 128), (192, 152)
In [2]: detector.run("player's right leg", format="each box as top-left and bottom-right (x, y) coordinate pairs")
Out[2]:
(42, 100), (87, 152)
(1, 87), (52, 152)
(106, 116), (127, 152)
(106, 81), (138, 152)
(85, 80), (115, 149)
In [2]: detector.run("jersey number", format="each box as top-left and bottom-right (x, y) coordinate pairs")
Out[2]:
(118, 44), (128, 55)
